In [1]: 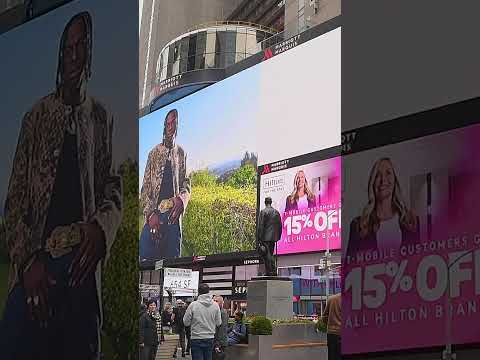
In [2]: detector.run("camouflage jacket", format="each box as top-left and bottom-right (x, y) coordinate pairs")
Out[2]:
(4, 93), (122, 292)
(140, 143), (190, 221)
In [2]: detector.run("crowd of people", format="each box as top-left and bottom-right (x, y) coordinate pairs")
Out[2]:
(140, 284), (342, 360)
(139, 284), (248, 360)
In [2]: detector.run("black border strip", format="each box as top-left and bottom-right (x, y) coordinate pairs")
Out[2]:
(342, 96), (480, 156)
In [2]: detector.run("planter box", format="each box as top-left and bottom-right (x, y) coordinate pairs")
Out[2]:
(272, 323), (325, 344)
(224, 324), (327, 360)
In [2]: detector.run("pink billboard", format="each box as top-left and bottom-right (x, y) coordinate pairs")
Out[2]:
(258, 154), (341, 255)
(342, 122), (480, 354)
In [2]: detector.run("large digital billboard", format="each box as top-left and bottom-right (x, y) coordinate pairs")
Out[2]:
(258, 153), (341, 255)
(139, 26), (341, 263)
(342, 99), (480, 354)
(0, 1), (138, 358)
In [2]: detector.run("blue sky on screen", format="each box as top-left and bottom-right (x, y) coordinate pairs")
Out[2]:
(139, 65), (260, 190)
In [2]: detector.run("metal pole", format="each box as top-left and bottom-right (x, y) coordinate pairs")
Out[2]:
(325, 235), (330, 300)
(160, 267), (164, 343)
(442, 249), (474, 360)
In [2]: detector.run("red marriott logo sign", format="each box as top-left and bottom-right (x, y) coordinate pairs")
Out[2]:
(262, 48), (273, 61)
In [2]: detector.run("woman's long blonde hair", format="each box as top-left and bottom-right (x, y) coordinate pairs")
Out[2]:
(359, 158), (417, 238)
(289, 170), (316, 204)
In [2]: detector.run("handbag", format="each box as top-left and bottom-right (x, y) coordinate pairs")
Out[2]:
(212, 344), (226, 360)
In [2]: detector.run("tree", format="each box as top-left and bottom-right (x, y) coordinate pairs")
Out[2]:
(225, 164), (257, 189)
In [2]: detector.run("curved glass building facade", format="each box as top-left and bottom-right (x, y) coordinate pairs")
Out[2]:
(155, 21), (276, 84)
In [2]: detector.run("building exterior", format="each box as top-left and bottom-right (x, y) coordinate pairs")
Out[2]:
(139, 0), (244, 113)
(227, 0), (341, 43)
(149, 21), (275, 111)
(139, 249), (341, 317)
(226, 0), (286, 32)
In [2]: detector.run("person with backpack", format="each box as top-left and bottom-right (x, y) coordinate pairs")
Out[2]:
(183, 284), (222, 360)
(227, 311), (247, 346)
(172, 299), (187, 358)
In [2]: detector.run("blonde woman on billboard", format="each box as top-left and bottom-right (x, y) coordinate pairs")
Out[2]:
(285, 170), (317, 211)
(347, 158), (419, 257)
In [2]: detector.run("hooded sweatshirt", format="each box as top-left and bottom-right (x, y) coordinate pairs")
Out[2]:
(183, 293), (222, 340)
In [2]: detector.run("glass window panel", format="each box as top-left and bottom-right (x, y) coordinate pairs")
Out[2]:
(196, 31), (207, 55)
(195, 54), (205, 70)
(256, 31), (268, 44)
(299, 14), (306, 32)
(236, 30), (246, 55)
(215, 53), (224, 68)
(167, 63), (173, 78)
(179, 57), (188, 73)
(168, 43), (175, 64)
(225, 52), (235, 67)
(215, 31), (226, 55)
(188, 34), (197, 58)
(206, 30), (216, 54)
(172, 60), (179, 76)
(180, 36), (189, 61)
(246, 33), (260, 55)
(235, 52), (245, 63)
(225, 30), (236, 54)
(187, 55), (196, 71)
(205, 53), (215, 68)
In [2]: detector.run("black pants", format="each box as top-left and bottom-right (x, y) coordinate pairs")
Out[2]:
(0, 250), (100, 360)
(174, 328), (186, 354)
(186, 328), (191, 353)
(327, 333), (341, 360)
(141, 345), (158, 360)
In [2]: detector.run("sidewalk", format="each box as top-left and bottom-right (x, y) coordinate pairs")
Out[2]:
(156, 334), (191, 360)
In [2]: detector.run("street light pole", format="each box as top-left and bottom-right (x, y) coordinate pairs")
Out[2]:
(442, 249), (476, 360)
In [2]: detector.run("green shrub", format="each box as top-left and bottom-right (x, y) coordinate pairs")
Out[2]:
(102, 159), (139, 359)
(191, 170), (217, 187)
(316, 319), (327, 333)
(225, 164), (257, 188)
(249, 316), (273, 336)
(182, 184), (256, 256)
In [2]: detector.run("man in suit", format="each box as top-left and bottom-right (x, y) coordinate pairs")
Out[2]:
(256, 197), (282, 276)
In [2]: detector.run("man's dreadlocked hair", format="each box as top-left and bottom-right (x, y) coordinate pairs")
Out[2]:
(56, 12), (93, 95)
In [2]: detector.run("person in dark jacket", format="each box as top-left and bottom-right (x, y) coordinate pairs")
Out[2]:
(161, 302), (174, 333)
(139, 300), (160, 360)
(213, 295), (229, 358)
(173, 299), (187, 358)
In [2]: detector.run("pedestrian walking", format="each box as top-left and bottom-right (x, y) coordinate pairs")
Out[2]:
(322, 293), (342, 360)
(139, 300), (160, 360)
(213, 295), (228, 360)
(183, 284), (222, 360)
(173, 299), (188, 358)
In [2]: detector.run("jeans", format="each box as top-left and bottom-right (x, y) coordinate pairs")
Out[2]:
(139, 212), (181, 261)
(327, 333), (342, 360)
(191, 338), (214, 360)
